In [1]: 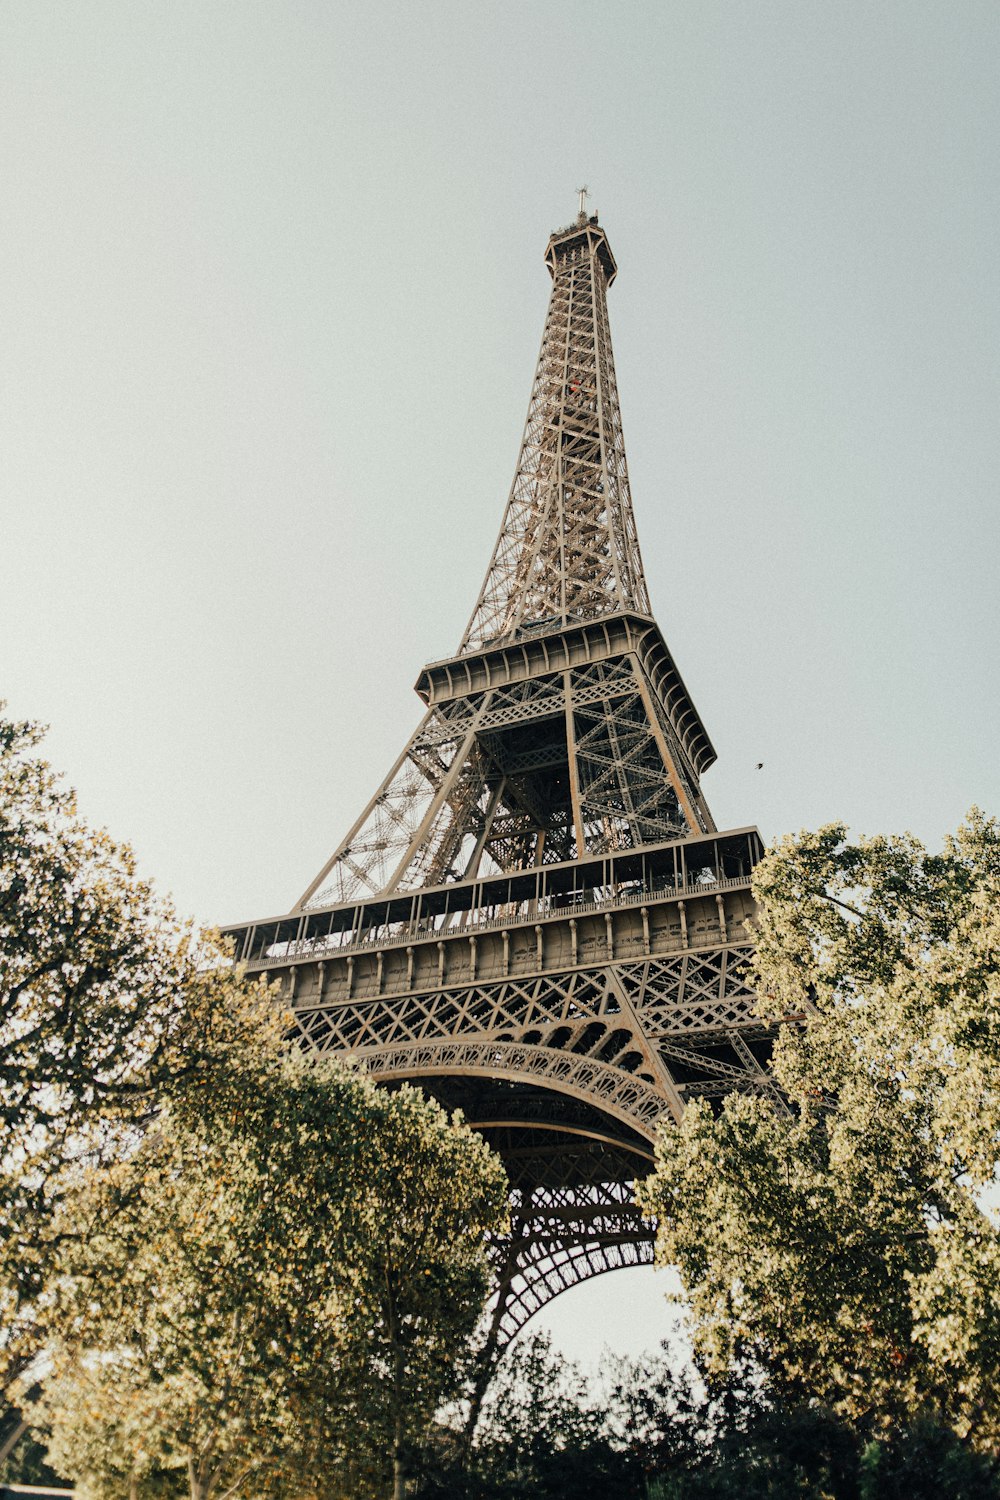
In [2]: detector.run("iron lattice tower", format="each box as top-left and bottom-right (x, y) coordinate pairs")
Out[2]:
(226, 208), (770, 1343)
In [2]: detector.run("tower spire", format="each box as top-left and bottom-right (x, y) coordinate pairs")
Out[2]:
(460, 215), (650, 654)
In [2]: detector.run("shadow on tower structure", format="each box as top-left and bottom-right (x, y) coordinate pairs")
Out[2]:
(224, 205), (773, 1350)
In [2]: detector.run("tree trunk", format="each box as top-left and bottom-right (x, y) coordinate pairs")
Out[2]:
(0, 1416), (28, 1466)
(392, 1342), (406, 1500)
(392, 1449), (406, 1500)
(187, 1455), (205, 1500)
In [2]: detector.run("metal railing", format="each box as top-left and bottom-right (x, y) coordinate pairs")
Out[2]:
(245, 873), (752, 970)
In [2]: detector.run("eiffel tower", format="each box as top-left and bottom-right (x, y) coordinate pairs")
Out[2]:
(225, 200), (769, 1345)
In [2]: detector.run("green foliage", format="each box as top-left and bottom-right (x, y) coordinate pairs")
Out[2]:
(412, 1336), (1000, 1500)
(859, 1418), (1000, 1499)
(0, 707), (509, 1498)
(0, 1426), (66, 1490)
(652, 1408), (1000, 1499)
(0, 706), (283, 1396)
(602, 1339), (764, 1478)
(472, 1332), (634, 1497)
(412, 1332), (638, 1499)
(656, 1404), (862, 1499)
(414, 1335), (773, 1499)
(38, 1057), (508, 1500)
(639, 813), (1000, 1448)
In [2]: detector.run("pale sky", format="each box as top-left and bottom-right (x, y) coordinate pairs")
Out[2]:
(2, 2), (998, 1367)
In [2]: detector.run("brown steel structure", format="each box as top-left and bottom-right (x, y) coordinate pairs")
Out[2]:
(225, 206), (768, 1343)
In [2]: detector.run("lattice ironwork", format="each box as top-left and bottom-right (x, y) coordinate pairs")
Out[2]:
(461, 216), (649, 651)
(225, 206), (768, 1350)
(300, 646), (714, 909)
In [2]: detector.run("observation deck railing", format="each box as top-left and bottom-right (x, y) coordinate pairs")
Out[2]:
(243, 871), (752, 971)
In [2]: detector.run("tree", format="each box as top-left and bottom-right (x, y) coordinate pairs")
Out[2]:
(412, 1336), (1000, 1500)
(640, 813), (1000, 1448)
(0, 1425), (66, 1493)
(38, 1056), (509, 1500)
(412, 1331), (638, 1500)
(334, 1084), (511, 1500)
(413, 1332), (770, 1500)
(0, 708), (281, 1411)
(1, 705), (509, 1496)
(602, 1338), (764, 1485)
(645, 1403), (861, 1499)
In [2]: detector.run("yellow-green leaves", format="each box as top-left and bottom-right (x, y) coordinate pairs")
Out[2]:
(40, 1058), (507, 1500)
(640, 812), (1000, 1449)
(1, 707), (508, 1497)
(0, 707), (283, 1399)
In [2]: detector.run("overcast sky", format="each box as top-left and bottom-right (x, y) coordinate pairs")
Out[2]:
(2, 1), (997, 1367)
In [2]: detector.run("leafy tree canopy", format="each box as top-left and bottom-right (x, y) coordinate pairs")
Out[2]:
(0, 708), (281, 1396)
(412, 1332), (1000, 1500)
(39, 1059), (508, 1500)
(1, 707), (509, 1499)
(640, 812), (1000, 1447)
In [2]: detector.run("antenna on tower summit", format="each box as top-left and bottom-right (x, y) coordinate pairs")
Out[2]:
(576, 184), (589, 221)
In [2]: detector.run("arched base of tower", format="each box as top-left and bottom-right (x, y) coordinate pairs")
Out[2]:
(389, 1075), (656, 1344)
